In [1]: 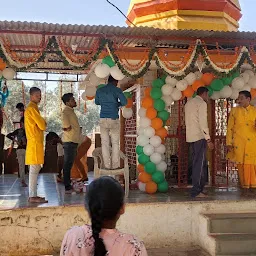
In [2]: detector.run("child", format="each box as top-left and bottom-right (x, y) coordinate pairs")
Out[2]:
(7, 117), (27, 187)
(60, 176), (148, 256)
(46, 132), (64, 182)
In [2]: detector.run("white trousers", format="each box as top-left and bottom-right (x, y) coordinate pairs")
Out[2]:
(99, 118), (120, 169)
(29, 164), (41, 197)
(16, 149), (26, 181)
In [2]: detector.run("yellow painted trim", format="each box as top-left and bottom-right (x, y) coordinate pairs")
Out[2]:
(127, 0), (151, 15)
(133, 10), (239, 28)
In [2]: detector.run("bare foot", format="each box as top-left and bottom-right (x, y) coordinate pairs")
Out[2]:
(28, 197), (48, 203)
(195, 193), (207, 198)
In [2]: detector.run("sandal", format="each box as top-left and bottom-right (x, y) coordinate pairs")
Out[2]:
(28, 197), (48, 203)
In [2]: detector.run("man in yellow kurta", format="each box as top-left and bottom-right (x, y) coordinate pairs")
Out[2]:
(25, 87), (47, 203)
(227, 90), (256, 193)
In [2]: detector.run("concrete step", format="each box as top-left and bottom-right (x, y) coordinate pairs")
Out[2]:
(212, 234), (256, 255)
(205, 213), (256, 234)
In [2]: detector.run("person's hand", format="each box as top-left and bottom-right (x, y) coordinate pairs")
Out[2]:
(226, 145), (233, 152)
(207, 141), (214, 150)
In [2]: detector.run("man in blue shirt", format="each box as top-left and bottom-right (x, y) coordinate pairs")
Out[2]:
(95, 76), (127, 169)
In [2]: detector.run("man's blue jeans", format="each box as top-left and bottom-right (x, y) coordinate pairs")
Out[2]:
(63, 142), (78, 190)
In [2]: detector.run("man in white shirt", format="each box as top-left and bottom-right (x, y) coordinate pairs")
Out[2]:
(185, 87), (214, 198)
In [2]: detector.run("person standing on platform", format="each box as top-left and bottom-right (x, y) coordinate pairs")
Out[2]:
(61, 93), (80, 193)
(184, 87), (214, 198)
(227, 90), (256, 195)
(25, 87), (47, 203)
(95, 76), (127, 170)
(7, 117), (27, 187)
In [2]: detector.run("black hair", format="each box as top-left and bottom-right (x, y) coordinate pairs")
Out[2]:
(239, 90), (251, 100)
(29, 87), (41, 95)
(85, 176), (124, 256)
(197, 87), (209, 96)
(108, 76), (118, 85)
(62, 93), (74, 105)
(16, 103), (24, 109)
(46, 132), (59, 142)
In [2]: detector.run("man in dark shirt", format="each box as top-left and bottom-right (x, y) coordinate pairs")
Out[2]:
(7, 117), (27, 187)
(95, 76), (127, 169)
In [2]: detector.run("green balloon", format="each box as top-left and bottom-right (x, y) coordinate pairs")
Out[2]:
(97, 84), (106, 90)
(161, 75), (167, 82)
(124, 92), (132, 99)
(192, 92), (197, 98)
(152, 78), (165, 88)
(138, 153), (150, 165)
(157, 180), (169, 193)
(222, 77), (233, 86)
(145, 162), (156, 175)
(232, 71), (240, 79)
(152, 171), (165, 184)
(102, 56), (115, 67)
(207, 87), (214, 97)
(154, 99), (165, 112)
(136, 146), (144, 155)
(150, 88), (162, 99)
(210, 79), (224, 91)
(157, 110), (170, 121)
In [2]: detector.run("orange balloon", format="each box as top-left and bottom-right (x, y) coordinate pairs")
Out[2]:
(138, 172), (152, 183)
(192, 80), (205, 91)
(86, 96), (95, 100)
(146, 181), (158, 194)
(165, 119), (171, 126)
(201, 73), (214, 86)
(146, 107), (157, 119)
(161, 138), (165, 144)
(141, 97), (154, 109)
(137, 164), (145, 173)
(155, 127), (168, 139)
(183, 85), (194, 98)
(251, 88), (256, 99)
(0, 58), (6, 71)
(144, 87), (152, 97)
(126, 98), (133, 108)
(151, 118), (163, 130)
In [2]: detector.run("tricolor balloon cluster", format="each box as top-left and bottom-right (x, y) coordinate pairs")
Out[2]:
(122, 91), (133, 119)
(136, 77), (170, 194)
(0, 58), (16, 81)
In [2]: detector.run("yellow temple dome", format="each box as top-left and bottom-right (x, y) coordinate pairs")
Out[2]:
(127, 0), (242, 32)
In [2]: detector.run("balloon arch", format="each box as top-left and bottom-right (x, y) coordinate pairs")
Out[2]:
(81, 56), (256, 195)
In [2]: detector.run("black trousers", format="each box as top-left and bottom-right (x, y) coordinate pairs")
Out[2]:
(63, 142), (78, 190)
(190, 139), (208, 197)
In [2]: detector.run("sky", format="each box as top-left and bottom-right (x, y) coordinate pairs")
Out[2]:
(0, 0), (255, 31)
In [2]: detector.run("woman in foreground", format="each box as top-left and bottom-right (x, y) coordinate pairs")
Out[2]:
(60, 176), (148, 256)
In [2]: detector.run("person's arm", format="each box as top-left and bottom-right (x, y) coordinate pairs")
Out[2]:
(62, 111), (71, 131)
(198, 101), (210, 141)
(117, 88), (128, 107)
(30, 108), (46, 131)
(95, 90), (100, 105)
(6, 130), (18, 141)
(227, 108), (235, 146)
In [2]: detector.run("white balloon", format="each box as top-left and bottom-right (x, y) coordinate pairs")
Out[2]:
(143, 144), (155, 156)
(211, 91), (221, 100)
(138, 182), (146, 192)
(137, 127), (145, 136)
(122, 108), (133, 119)
(157, 161), (168, 172)
(89, 73), (101, 86)
(219, 86), (232, 98)
(149, 136), (162, 148)
(171, 88), (182, 101)
(162, 95), (174, 106)
(240, 85), (251, 92)
(195, 71), (203, 80)
(155, 144), (166, 154)
(150, 152), (162, 165)
(176, 80), (188, 91)
(240, 73), (250, 84)
(138, 108), (146, 117)
(161, 154), (166, 161)
(230, 89), (239, 100)
(248, 76), (256, 89)
(85, 86), (97, 97)
(137, 135), (149, 147)
(161, 84), (173, 96)
(81, 91), (87, 101)
(144, 127), (155, 138)
(165, 76), (177, 87)
(95, 63), (110, 79)
(140, 117), (151, 128)
(2, 67), (16, 80)
(232, 77), (244, 90)
(110, 65), (125, 81)
(244, 70), (255, 78)
(185, 72), (197, 85)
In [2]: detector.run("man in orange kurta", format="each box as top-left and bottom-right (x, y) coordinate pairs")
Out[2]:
(227, 90), (256, 193)
(25, 87), (47, 203)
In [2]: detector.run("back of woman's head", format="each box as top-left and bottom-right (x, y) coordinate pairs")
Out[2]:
(85, 176), (124, 256)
